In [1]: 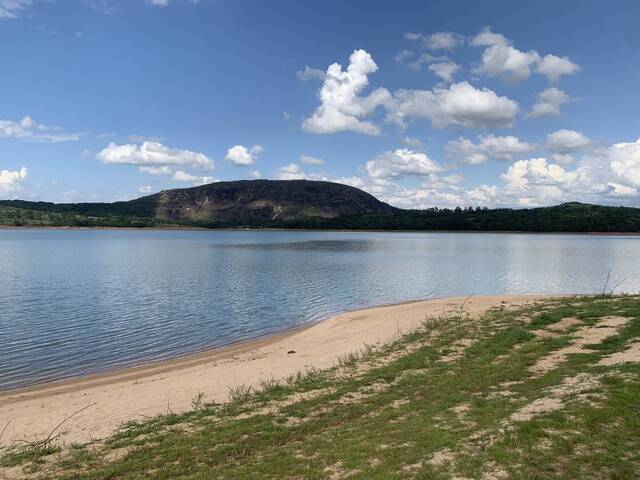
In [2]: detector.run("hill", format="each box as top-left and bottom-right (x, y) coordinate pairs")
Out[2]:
(1, 180), (639, 232)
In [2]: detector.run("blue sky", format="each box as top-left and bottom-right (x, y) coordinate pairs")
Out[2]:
(1, 0), (639, 208)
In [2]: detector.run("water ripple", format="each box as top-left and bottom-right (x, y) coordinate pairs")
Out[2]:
(1, 229), (639, 390)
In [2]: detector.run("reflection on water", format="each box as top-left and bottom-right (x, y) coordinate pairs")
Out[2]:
(1, 229), (638, 390)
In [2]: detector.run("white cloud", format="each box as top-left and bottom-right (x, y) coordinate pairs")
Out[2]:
(428, 61), (459, 83)
(139, 185), (153, 194)
(536, 54), (580, 84)
(471, 28), (540, 84)
(394, 49), (414, 64)
(0, 116), (79, 142)
(364, 148), (441, 179)
(403, 31), (462, 50)
(500, 157), (605, 206)
(97, 141), (213, 169)
(471, 28), (579, 85)
(172, 170), (216, 185)
(225, 144), (263, 166)
(425, 32), (463, 50)
(296, 66), (325, 81)
(300, 154), (325, 165)
(609, 138), (640, 188)
(147, 0), (170, 5)
(128, 134), (161, 143)
(139, 165), (173, 175)
(398, 51), (448, 71)
(276, 163), (305, 180)
(389, 81), (519, 129)
(91, 0), (118, 14)
(404, 32), (422, 41)
(527, 87), (574, 118)
(607, 182), (638, 197)
(447, 134), (534, 164)
(546, 130), (591, 164)
(402, 136), (423, 149)
(302, 49), (391, 135)
(470, 28), (509, 47)
(409, 53), (447, 71)
(0, 0), (31, 19)
(0, 166), (27, 195)
(249, 169), (262, 179)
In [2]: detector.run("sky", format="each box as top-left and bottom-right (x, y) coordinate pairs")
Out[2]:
(1, 0), (639, 209)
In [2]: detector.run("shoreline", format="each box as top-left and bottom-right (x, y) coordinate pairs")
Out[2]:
(1, 225), (639, 236)
(0, 294), (559, 448)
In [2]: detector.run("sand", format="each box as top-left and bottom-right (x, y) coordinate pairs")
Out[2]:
(0, 295), (547, 448)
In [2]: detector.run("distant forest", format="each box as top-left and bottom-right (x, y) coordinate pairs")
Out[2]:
(1, 200), (640, 233)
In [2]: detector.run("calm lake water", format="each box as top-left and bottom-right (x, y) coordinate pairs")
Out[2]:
(1, 229), (639, 390)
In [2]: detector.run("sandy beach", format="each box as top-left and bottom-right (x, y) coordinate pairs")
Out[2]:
(0, 295), (551, 448)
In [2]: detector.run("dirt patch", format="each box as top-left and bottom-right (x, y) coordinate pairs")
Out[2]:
(598, 342), (640, 366)
(451, 403), (470, 415)
(547, 317), (582, 332)
(427, 448), (455, 467)
(440, 339), (476, 363)
(325, 461), (359, 479)
(511, 373), (600, 422)
(530, 316), (630, 375)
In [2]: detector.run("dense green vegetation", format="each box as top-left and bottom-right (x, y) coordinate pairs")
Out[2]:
(2, 295), (639, 479)
(2, 199), (639, 232)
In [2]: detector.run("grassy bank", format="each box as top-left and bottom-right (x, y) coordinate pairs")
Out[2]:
(2, 295), (639, 479)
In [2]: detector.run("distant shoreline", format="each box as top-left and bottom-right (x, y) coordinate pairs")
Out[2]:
(1, 224), (639, 236)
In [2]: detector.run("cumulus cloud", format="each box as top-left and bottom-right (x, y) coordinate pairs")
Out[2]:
(404, 31), (462, 50)
(471, 28), (540, 84)
(0, 116), (79, 142)
(139, 165), (172, 175)
(389, 81), (519, 129)
(527, 87), (574, 118)
(363, 148), (441, 179)
(300, 154), (325, 165)
(394, 49), (414, 64)
(172, 170), (216, 185)
(408, 53), (449, 71)
(276, 163), (305, 180)
(0, 166), (27, 195)
(607, 182), (638, 197)
(302, 49), (392, 135)
(446, 134), (534, 164)
(500, 157), (606, 206)
(428, 61), (459, 83)
(546, 130), (591, 164)
(609, 138), (640, 188)
(296, 66), (325, 81)
(395, 49), (448, 71)
(471, 28), (579, 85)
(147, 0), (170, 6)
(0, 0), (31, 19)
(536, 54), (581, 84)
(139, 185), (153, 194)
(425, 32), (463, 50)
(351, 137), (640, 209)
(97, 141), (213, 170)
(225, 144), (263, 166)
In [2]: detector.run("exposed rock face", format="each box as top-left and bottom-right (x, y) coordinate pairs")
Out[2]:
(137, 180), (396, 223)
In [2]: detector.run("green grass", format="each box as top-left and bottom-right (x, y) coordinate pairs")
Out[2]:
(2, 295), (640, 479)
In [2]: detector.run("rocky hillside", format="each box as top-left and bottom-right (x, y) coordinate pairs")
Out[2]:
(126, 179), (396, 222)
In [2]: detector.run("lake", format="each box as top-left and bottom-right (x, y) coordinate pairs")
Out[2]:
(1, 229), (639, 390)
